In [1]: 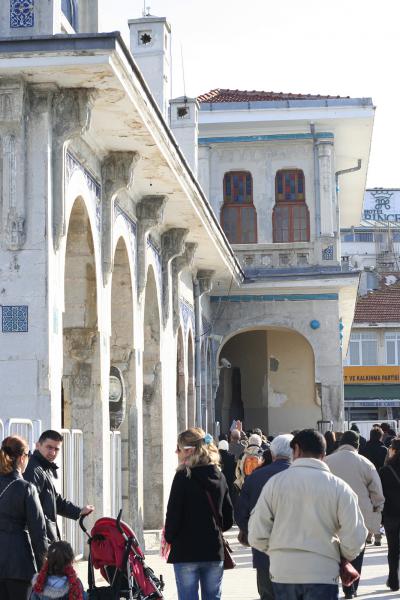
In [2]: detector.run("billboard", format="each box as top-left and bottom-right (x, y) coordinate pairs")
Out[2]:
(364, 189), (400, 222)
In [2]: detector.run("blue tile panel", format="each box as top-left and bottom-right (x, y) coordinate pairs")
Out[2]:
(2, 305), (28, 332)
(10, 0), (34, 28)
(322, 246), (334, 260)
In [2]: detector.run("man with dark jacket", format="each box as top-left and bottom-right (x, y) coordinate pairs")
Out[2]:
(24, 430), (94, 543)
(236, 434), (293, 600)
(361, 427), (388, 470)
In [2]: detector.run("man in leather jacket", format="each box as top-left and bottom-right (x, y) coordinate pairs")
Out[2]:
(24, 430), (94, 543)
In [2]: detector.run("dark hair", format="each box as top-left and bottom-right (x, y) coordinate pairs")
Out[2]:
(388, 438), (400, 468)
(350, 423), (360, 433)
(47, 541), (74, 576)
(38, 430), (63, 444)
(340, 430), (360, 449)
(218, 433), (228, 442)
(290, 429), (326, 457)
(0, 436), (28, 475)
(324, 430), (336, 455)
(381, 422), (390, 433)
(370, 427), (383, 442)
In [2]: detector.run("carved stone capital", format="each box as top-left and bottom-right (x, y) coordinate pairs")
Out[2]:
(161, 228), (189, 325)
(196, 269), (215, 296)
(0, 80), (24, 123)
(136, 196), (166, 296)
(28, 83), (58, 115)
(52, 88), (97, 251)
(101, 151), (140, 285)
(172, 242), (197, 333)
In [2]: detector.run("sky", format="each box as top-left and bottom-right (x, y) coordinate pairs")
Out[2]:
(99, 0), (400, 188)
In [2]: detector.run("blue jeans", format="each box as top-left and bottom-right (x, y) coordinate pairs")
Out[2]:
(272, 583), (338, 599)
(173, 561), (224, 600)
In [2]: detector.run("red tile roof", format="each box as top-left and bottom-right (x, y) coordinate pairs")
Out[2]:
(354, 282), (400, 322)
(197, 88), (348, 103)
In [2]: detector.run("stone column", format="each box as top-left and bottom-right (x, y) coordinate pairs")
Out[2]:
(52, 88), (96, 250)
(161, 228), (189, 326)
(317, 141), (335, 237)
(198, 145), (211, 198)
(136, 196), (166, 297)
(0, 81), (26, 250)
(101, 151), (139, 285)
(171, 242), (197, 333)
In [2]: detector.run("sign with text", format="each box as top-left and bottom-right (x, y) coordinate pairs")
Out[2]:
(344, 365), (400, 384)
(364, 189), (400, 222)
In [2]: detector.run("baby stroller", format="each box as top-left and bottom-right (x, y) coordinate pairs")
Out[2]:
(79, 510), (164, 600)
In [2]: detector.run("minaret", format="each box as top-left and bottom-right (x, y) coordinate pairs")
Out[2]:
(128, 14), (172, 121)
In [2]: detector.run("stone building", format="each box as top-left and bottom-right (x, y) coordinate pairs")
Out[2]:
(0, 1), (374, 535)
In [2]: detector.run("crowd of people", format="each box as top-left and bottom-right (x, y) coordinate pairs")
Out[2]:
(164, 421), (400, 600)
(0, 430), (93, 599)
(2, 422), (400, 600)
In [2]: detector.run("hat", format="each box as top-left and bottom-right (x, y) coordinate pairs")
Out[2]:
(248, 434), (262, 447)
(218, 440), (229, 451)
(340, 430), (360, 449)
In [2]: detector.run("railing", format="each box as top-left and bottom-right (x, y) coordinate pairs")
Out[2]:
(4, 418), (41, 450)
(110, 431), (122, 518)
(60, 429), (84, 559)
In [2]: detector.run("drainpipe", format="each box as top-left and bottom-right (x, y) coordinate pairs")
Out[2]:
(193, 277), (202, 428)
(310, 123), (321, 237)
(335, 160), (362, 234)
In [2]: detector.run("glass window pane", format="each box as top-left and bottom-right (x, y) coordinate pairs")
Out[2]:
(362, 339), (377, 365)
(349, 341), (360, 365)
(387, 340), (396, 365)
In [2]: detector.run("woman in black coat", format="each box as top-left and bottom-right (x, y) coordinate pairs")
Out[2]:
(379, 437), (400, 591)
(165, 428), (234, 600)
(0, 435), (47, 600)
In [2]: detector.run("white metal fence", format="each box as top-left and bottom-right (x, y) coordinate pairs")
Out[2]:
(60, 429), (84, 559)
(3, 418), (41, 450)
(110, 430), (122, 518)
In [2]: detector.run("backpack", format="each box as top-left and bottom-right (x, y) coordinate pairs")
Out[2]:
(243, 454), (263, 476)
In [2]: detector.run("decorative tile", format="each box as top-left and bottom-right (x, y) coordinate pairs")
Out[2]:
(65, 152), (101, 231)
(179, 298), (194, 333)
(10, 0), (34, 28)
(2, 305), (28, 332)
(322, 245), (334, 261)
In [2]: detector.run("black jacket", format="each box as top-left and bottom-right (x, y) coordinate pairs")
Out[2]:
(360, 440), (388, 470)
(24, 450), (81, 543)
(0, 471), (48, 581)
(219, 450), (236, 495)
(380, 462), (400, 520)
(235, 458), (291, 569)
(164, 464), (233, 563)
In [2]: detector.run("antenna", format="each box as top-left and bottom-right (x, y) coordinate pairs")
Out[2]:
(180, 43), (187, 102)
(143, 3), (151, 17)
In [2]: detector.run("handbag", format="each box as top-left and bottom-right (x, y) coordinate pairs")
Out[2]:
(339, 557), (360, 587)
(204, 490), (236, 570)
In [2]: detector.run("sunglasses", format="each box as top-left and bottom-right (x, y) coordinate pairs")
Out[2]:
(176, 446), (194, 452)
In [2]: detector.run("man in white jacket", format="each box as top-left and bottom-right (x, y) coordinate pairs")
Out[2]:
(248, 429), (367, 600)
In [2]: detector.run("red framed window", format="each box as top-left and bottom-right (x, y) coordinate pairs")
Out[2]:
(221, 172), (257, 244)
(273, 170), (310, 242)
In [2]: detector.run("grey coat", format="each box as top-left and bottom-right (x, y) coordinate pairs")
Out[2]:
(0, 471), (47, 581)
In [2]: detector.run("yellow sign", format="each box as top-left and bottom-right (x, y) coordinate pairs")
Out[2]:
(344, 366), (400, 384)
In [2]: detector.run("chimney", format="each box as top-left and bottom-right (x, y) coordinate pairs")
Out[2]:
(170, 97), (199, 176)
(128, 16), (171, 121)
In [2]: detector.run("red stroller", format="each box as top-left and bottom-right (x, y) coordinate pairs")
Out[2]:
(79, 510), (164, 600)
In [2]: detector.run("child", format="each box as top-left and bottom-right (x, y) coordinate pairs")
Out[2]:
(30, 540), (86, 600)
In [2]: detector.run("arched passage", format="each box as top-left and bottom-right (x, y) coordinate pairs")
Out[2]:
(176, 327), (186, 433)
(187, 331), (195, 427)
(62, 197), (102, 511)
(142, 266), (163, 529)
(110, 237), (136, 525)
(216, 327), (317, 435)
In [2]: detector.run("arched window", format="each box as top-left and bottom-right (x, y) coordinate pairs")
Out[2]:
(220, 171), (257, 243)
(273, 170), (310, 242)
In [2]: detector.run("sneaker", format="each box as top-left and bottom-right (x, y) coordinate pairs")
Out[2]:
(374, 540), (382, 546)
(386, 577), (400, 591)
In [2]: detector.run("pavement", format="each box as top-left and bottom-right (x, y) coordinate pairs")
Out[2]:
(76, 529), (398, 599)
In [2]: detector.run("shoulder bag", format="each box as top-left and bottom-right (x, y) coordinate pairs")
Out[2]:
(387, 465), (400, 485)
(204, 490), (236, 570)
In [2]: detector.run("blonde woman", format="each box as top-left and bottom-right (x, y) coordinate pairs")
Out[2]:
(164, 428), (234, 600)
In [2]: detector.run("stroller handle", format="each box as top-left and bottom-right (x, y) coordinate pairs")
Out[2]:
(79, 513), (90, 536)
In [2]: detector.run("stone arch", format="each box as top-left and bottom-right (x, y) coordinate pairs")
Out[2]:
(142, 265), (163, 529)
(186, 329), (195, 427)
(176, 326), (186, 433)
(110, 235), (137, 525)
(216, 326), (317, 436)
(62, 196), (103, 513)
